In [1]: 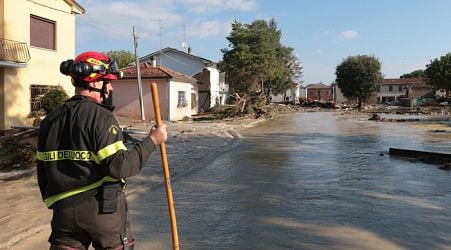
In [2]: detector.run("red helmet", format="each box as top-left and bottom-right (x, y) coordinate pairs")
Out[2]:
(72, 51), (121, 82)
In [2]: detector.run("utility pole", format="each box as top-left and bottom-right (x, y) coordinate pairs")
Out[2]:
(156, 19), (163, 66)
(133, 26), (146, 121)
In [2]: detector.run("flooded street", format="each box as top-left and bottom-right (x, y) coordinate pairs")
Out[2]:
(130, 112), (451, 249)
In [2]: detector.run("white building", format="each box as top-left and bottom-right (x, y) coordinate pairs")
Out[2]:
(270, 84), (303, 104)
(137, 47), (228, 111)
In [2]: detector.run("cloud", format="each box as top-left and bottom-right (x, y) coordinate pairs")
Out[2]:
(180, 0), (257, 13)
(78, 0), (184, 39)
(77, 0), (253, 40)
(187, 19), (232, 38)
(76, 0), (255, 53)
(316, 49), (323, 55)
(339, 30), (360, 40)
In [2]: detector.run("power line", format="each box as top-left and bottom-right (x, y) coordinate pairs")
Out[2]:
(77, 16), (161, 38)
(77, 16), (131, 37)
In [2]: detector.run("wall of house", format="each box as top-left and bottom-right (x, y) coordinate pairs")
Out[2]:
(271, 87), (299, 103)
(378, 84), (406, 103)
(332, 85), (347, 103)
(154, 79), (169, 120)
(194, 67), (225, 109)
(1, 0), (79, 131)
(307, 88), (332, 101)
(299, 87), (307, 101)
(206, 66), (222, 107)
(191, 83), (199, 115)
(169, 80), (192, 121)
(0, 1), (4, 38)
(195, 68), (211, 110)
(407, 87), (435, 107)
(111, 78), (169, 121)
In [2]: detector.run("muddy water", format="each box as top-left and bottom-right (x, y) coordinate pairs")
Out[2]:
(130, 112), (451, 250)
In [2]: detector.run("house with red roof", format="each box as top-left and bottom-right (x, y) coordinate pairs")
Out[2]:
(112, 60), (198, 121)
(138, 47), (228, 111)
(306, 83), (332, 102)
(377, 77), (434, 105)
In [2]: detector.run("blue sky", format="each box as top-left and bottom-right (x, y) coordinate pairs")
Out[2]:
(75, 0), (451, 85)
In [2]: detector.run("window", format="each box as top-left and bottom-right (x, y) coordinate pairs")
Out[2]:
(177, 91), (187, 107)
(30, 85), (58, 112)
(389, 86), (393, 92)
(398, 85), (403, 91)
(30, 15), (56, 50)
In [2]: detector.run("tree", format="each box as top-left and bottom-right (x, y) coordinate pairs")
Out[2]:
(104, 50), (133, 68)
(424, 52), (451, 96)
(266, 47), (303, 96)
(401, 69), (426, 78)
(335, 55), (383, 107)
(219, 19), (299, 96)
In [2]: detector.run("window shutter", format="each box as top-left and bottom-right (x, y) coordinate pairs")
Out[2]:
(30, 15), (56, 50)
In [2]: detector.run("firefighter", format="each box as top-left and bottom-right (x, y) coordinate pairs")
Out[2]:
(37, 51), (167, 249)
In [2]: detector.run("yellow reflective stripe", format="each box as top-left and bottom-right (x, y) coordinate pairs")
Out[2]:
(44, 176), (121, 208)
(97, 141), (127, 162)
(37, 150), (99, 164)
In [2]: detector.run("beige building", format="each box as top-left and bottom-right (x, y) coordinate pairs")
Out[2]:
(377, 78), (433, 105)
(0, 0), (84, 135)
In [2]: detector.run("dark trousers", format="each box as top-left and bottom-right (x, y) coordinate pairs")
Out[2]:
(49, 191), (133, 249)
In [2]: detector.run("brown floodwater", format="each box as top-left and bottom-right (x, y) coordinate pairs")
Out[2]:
(129, 112), (451, 249)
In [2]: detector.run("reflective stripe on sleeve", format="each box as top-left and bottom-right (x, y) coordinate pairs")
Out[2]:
(44, 176), (122, 208)
(96, 140), (127, 162)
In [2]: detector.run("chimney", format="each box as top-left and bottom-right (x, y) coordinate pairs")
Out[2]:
(150, 56), (156, 67)
(187, 47), (192, 54)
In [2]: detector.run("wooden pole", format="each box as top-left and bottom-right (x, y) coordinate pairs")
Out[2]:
(150, 82), (180, 250)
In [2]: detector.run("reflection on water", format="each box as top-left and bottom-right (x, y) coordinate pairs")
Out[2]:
(131, 112), (451, 249)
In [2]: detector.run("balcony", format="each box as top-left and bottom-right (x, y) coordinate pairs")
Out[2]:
(0, 38), (31, 65)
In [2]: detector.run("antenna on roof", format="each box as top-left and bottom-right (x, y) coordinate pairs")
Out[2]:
(181, 23), (188, 51)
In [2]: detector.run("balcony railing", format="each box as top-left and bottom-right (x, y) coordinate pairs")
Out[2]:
(0, 38), (31, 63)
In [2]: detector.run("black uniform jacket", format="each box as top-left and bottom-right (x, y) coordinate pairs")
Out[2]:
(37, 95), (156, 208)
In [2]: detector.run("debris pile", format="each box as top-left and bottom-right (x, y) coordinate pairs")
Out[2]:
(0, 138), (36, 171)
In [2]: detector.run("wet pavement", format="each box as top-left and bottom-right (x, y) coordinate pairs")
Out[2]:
(130, 112), (451, 249)
(6, 111), (451, 249)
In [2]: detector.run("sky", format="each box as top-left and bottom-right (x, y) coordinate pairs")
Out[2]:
(75, 0), (451, 85)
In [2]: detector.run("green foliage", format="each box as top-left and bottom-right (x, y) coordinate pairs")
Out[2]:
(400, 69), (426, 78)
(104, 50), (134, 68)
(219, 19), (302, 96)
(266, 47), (303, 96)
(335, 55), (383, 107)
(42, 87), (68, 113)
(425, 53), (451, 93)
